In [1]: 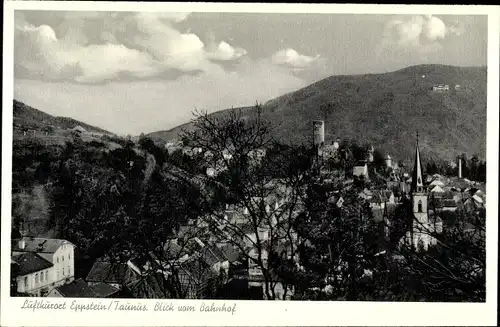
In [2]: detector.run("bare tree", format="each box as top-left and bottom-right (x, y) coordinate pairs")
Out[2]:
(181, 105), (316, 299)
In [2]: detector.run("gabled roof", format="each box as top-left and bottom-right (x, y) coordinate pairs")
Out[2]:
(72, 125), (86, 132)
(198, 246), (223, 267)
(162, 240), (184, 260)
(89, 282), (120, 298)
(12, 238), (73, 253)
(179, 257), (217, 285)
(430, 185), (445, 193)
(54, 279), (96, 297)
(86, 261), (138, 285)
(429, 179), (445, 186)
(126, 273), (171, 299)
(12, 252), (53, 276)
(218, 244), (240, 263)
(472, 194), (484, 204)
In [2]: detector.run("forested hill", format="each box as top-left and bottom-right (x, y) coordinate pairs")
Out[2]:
(13, 100), (110, 134)
(148, 64), (487, 163)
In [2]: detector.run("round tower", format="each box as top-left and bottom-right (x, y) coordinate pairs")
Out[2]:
(385, 154), (392, 168)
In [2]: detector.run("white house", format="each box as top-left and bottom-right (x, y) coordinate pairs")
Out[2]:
(352, 161), (369, 180)
(433, 84), (450, 91)
(11, 237), (75, 296)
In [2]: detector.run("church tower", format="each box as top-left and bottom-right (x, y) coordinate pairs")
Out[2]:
(411, 134), (428, 221)
(406, 132), (434, 251)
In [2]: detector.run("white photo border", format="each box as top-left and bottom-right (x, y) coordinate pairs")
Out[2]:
(2, 2), (499, 326)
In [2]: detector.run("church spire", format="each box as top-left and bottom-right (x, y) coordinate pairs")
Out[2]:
(411, 130), (424, 193)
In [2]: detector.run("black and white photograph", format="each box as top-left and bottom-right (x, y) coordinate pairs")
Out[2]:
(1, 2), (499, 327)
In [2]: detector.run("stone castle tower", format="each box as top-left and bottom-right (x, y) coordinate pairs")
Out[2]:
(367, 145), (374, 163)
(312, 120), (325, 148)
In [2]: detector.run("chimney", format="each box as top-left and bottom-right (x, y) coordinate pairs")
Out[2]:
(18, 238), (26, 250)
(458, 158), (462, 178)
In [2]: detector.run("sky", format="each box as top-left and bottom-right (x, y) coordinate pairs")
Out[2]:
(13, 11), (487, 135)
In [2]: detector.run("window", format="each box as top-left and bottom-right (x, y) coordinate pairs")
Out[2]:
(68, 266), (71, 275)
(62, 256), (64, 262)
(57, 257), (59, 263)
(24, 277), (28, 288)
(418, 200), (423, 213)
(62, 268), (65, 276)
(40, 271), (44, 283)
(68, 254), (71, 260)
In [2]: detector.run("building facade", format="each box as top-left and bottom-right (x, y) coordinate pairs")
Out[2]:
(11, 237), (75, 296)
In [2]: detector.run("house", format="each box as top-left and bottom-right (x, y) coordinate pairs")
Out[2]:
(46, 278), (96, 298)
(198, 245), (229, 275)
(322, 144), (338, 160)
(369, 190), (395, 209)
(430, 185), (446, 194)
(217, 242), (241, 265)
(182, 146), (203, 157)
(11, 252), (54, 296)
(441, 199), (458, 212)
(352, 161), (369, 180)
(72, 125), (86, 133)
(89, 282), (121, 298)
(86, 260), (139, 290)
(328, 194), (344, 208)
(177, 257), (219, 299)
(248, 149), (267, 163)
(126, 272), (172, 299)
(432, 84), (450, 91)
(464, 194), (485, 212)
(11, 237), (76, 296)
(57, 278), (118, 297)
(429, 179), (445, 187)
(47, 278), (120, 298)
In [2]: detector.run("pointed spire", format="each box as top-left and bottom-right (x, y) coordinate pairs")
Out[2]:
(411, 131), (424, 193)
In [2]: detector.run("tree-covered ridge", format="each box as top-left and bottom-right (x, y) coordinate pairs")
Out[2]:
(148, 64), (486, 163)
(14, 100), (111, 134)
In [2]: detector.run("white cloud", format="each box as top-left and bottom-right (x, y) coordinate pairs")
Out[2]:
(381, 15), (462, 52)
(14, 12), (247, 83)
(206, 41), (247, 61)
(271, 48), (320, 69)
(15, 22), (158, 83)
